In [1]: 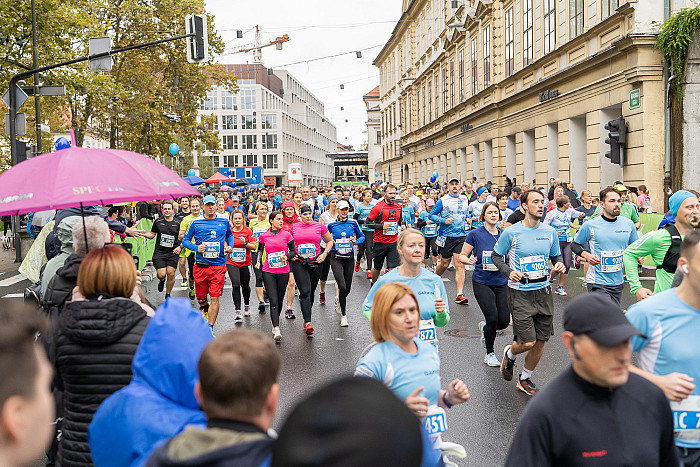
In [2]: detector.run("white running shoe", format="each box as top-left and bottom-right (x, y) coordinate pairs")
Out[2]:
(340, 315), (349, 327)
(243, 305), (251, 317)
(479, 321), (486, 349)
(554, 286), (567, 296)
(273, 327), (282, 342)
(484, 352), (501, 367)
(234, 311), (243, 321)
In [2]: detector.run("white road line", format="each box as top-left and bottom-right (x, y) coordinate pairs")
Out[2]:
(0, 274), (28, 287)
(442, 278), (451, 282)
(2, 293), (24, 298)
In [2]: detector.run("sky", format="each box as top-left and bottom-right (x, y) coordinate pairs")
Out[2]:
(204, 0), (401, 150)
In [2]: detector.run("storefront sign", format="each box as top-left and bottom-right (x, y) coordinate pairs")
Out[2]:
(629, 88), (641, 110)
(539, 89), (559, 102)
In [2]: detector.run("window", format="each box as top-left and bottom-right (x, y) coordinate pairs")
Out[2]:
(459, 49), (465, 102)
(221, 91), (235, 110)
(504, 8), (514, 77)
(523, 0), (533, 66)
(450, 59), (455, 108)
(544, 0), (556, 54)
(222, 135), (237, 150)
(242, 114), (256, 130)
(242, 154), (257, 166)
(241, 135), (257, 150)
(223, 155), (238, 167)
(570, 0), (584, 38)
(428, 81), (432, 122)
(442, 67), (447, 113)
(426, 5), (432, 47)
(261, 114), (277, 129)
(417, 87), (421, 125)
(434, 74), (439, 118)
(603, 0), (619, 17)
(262, 133), (277, 149)
(483, 25), (491, 86)
(423, 85), (427, 125)
(377, 131), (382, 144)
(241, 89), (256, 109)
(200, 89), (217, 111)
(262, 154), (278, 169)
(222, 115), (236, 130)
(211, 154), (220, 169)
(471, 36), (478, 94)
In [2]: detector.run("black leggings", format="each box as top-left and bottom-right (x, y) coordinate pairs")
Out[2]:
(226, 264), (251, 310)
(320, 253), (332, 282)
(356, 232), (373, 266)
(472, 281), (510, 354)
(424, 236), (439, 259)
(251, 251), (264, 287)
(558, 241), (573, 273)
(187, 254), (195, 283)
(262, 271), (289, 327)
(330, 252), (354, 316)
(291, 261), (322, 323)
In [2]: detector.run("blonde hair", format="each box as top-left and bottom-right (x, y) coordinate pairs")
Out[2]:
(78, 245), (136, 298)
(370, 282), (419, 343)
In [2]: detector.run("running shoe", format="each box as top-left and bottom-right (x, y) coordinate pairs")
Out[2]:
(273, 327), (282, 343)
(455, 294), (469, 305)
(304, 322), (314, 337)
(180, 279), (188, 288)
(517, 378), (538, 396)
(479, 321), (486, 349)
(157, 279), (165, 292)
(188, 287), (195, 299)
(234, 311), (243, 321)
(366, 271), (372, 280)
(340, 315), (349, 327)
(285, 308), (296, 319)
(258, 303), (266, 313)
(581, 281), (588, 288)
(554, 286), (567, 296)
(201, 310), (209, 322)
(484, 353), (501, 367)
(243, 305), (251, 317)
(319, 292), (326, 305)
(501, 345), (515, 381)
(355, 261), (361, 272)
(263, 291), (270, 304)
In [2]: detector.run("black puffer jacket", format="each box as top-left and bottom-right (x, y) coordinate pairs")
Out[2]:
(43, 254), (83, 320)
(52, 295), (149, 467)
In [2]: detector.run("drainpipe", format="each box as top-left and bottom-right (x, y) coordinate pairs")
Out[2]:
(663, 0), (671, 211)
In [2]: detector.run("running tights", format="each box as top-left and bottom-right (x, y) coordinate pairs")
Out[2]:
(356, 233), (373, 267)
(472, 281), (510, 354)
(320, 253), (332, 282)
(226, 264), (251, 310)
(250, 251), (264, 288)
(186, 254), (195, 283)
(262, 271), (289, 328)
(291, 261), (322, 323)
(330, 253), (354, 316)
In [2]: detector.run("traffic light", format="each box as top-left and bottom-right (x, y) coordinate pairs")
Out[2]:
(185, 14), (209, 63)
(604, 116), (626, 167)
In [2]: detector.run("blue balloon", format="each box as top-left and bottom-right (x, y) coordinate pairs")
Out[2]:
(433, 171), (439, 177)
(55, 137), (71, 151)
(231, 182), (236, 188)
(375, 172), (379, 177)
(430, 176), (436, 183)
(239, 187), (244, 193)
(169, 143), (179, 155)
(188, 168), (195, 177)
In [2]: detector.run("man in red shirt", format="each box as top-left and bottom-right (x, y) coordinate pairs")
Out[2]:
(365, 184), (404, 283)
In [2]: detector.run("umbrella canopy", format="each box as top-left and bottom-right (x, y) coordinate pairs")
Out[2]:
(0, 147), (199, 216)
(233, 178), (249, 186)
(183, 175), (206, 186)
(205, 172), (231, 184)
(219, 185), (231, 191)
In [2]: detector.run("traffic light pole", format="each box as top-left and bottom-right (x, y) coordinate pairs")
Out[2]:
(8, 32), (193, 262)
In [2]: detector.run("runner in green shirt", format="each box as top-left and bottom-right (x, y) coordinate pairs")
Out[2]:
(614, 184), (641, 229)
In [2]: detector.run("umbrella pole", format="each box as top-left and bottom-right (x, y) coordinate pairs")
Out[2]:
(80, 202), (89, 254)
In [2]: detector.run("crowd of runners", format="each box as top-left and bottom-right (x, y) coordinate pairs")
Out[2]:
(3, 175), (700, 466)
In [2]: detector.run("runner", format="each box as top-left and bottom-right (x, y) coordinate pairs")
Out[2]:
(615, 184), (642, 229)
(572, 187), (638, 305)
(226, 210), (255, 320)
(365, 184), (404, 283)
(543, 195), (585, 296)
(459, 202), (509, 367)
(491, 189), (566, 395)
(178, 197), (200, 299)
(280, 201), (300, 319)
(215, 198), (229, 219)
(181, 195), (234, 327)
(400, 190), (416, 227)
(143, 200), (182, 300)
(623, 190), (700, 299)
(290, 205), (334, 337)
(318, 194), (339, 304)
(354, 188), (376, 278)
(574, 190), (599, 286)
(496, 192), (513, 229)
(362, 229), (449, 348)
(327, 200), (365, 327)
(467, 187), (489, 231)
(256, 211), (296, 342)
(250, 202), (271, 313)
(416, 198), (439, 271)
(174, 197), (191, 288)
(430, 177), (470, 305)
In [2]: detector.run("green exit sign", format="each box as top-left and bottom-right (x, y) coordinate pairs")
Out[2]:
(629, 88), (641, 110)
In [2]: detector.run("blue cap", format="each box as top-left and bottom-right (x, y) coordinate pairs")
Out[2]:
(669, 190), (697, 217)
(477, 187), (487, 197)
(203, 195), (216, 205)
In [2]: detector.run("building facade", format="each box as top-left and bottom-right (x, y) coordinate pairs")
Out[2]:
(375, 0), (672, 211)
(364, 85), (383, 183)
(196, 64), (337, 186)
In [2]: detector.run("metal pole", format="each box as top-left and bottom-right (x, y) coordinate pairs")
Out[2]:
(9, 66), (20, 263)
(31, 0), (41, 156)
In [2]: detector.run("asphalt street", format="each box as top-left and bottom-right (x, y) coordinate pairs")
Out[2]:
(0, 257), (644, 466)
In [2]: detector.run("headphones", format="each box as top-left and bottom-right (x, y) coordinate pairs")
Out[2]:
(683, 265), (689, 274)
(571, 340), (582, 361)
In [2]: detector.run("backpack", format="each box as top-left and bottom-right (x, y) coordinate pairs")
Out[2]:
(657, 224), (682, 274)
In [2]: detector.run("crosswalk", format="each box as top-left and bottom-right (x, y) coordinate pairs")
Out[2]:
(0, 273), (28, 287)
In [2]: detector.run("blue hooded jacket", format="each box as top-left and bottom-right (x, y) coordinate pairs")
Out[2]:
(88, 298), (214, 467)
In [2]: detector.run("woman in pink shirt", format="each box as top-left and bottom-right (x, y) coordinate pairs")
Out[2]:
(281, 200), (300, 318)
(256, 211), (296, 342)
(290, 205), (335, 336)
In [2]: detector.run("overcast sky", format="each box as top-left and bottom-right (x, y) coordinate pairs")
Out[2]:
(204, 0), (401, 149)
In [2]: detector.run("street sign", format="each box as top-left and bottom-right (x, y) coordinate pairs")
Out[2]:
(89, 37), (112, 72)
(40, 123), (50, 133)
(19, 85), (66, 97)
(629, 88), (641, 110)
(1, 85), (29, 109)
(5, 113), (26, 136)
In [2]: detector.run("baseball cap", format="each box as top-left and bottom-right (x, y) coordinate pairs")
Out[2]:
(202, 195), (216, 205)
(267, 191), (274, 197)
(426, 198), (436, 207)
(231, 195), (239, 201)
(613, 184), (629, 192)
(337, 200), (350, 210)
(448, 177), (460, 183)
(563, 294), (645, 347)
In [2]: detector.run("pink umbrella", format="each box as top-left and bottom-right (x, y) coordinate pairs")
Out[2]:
(0, 146), (199, 216)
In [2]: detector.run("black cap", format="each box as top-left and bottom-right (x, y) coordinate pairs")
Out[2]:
(564, 294), (645, 346)
(299, 204), (312, 215)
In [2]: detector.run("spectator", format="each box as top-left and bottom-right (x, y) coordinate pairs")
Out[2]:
(146, 329), (280, 467)
(52, 245), (150, 466)
(41, 216), (82, 296)
(89, 299), (213, 467)
(0, 304), (53, 467)
(637, 185), (651, 213)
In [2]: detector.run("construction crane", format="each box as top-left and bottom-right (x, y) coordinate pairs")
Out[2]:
(230, 25), (289, 63)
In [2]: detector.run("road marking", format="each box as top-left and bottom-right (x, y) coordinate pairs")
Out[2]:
(442, 278), (450, 282)
(0, 274), (27, 287)
(1, 293), (24, 298)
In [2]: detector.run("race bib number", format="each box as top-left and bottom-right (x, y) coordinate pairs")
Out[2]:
(298, 243), (317, 258)
(229, 248), (246, 263)
(159, 234), (175, 248)
(336, 238), (353, 255)
(600, 250), (624, 273)
(436, 235), (446, 248)
(202, 242), (220, 259)
(383, 222), (398, 236)
(671, 396), (700, 442)
(423, 405), (447, 435)
(424, 223), (437, 236)
(419, 319), (437, 344)
(520, 255), (546, 280)
(557, 227), (571, 242)
(268, 251), (286, 269)
(482, 250), (497, 271)
(253, 228), (267, 240)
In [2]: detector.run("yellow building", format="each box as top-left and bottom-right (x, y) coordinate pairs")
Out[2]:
(375, 0), (667, 211)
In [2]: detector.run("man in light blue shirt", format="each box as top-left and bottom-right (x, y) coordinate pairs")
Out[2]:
(626, 229), (700, 465)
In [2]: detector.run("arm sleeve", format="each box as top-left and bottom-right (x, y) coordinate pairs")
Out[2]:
(416, 216), (427, 228)
(434, 278), (450, 327)
(623, 232), (665, 294)
(364, 205), (384, 230)
(571, 242), (586, 256)
(287, 240), (297, 260)
(491, 252), (513, 277)
(429, 200), (445, 224)
(181, 222), (197, 251)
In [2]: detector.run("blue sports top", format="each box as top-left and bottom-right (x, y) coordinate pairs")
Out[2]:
(355, 201), (377, 232)
(429, 194), (470, 237)
(418, 210), (438, 237)
(182, 216), (234, 266)
(326, 218), (365, 252)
